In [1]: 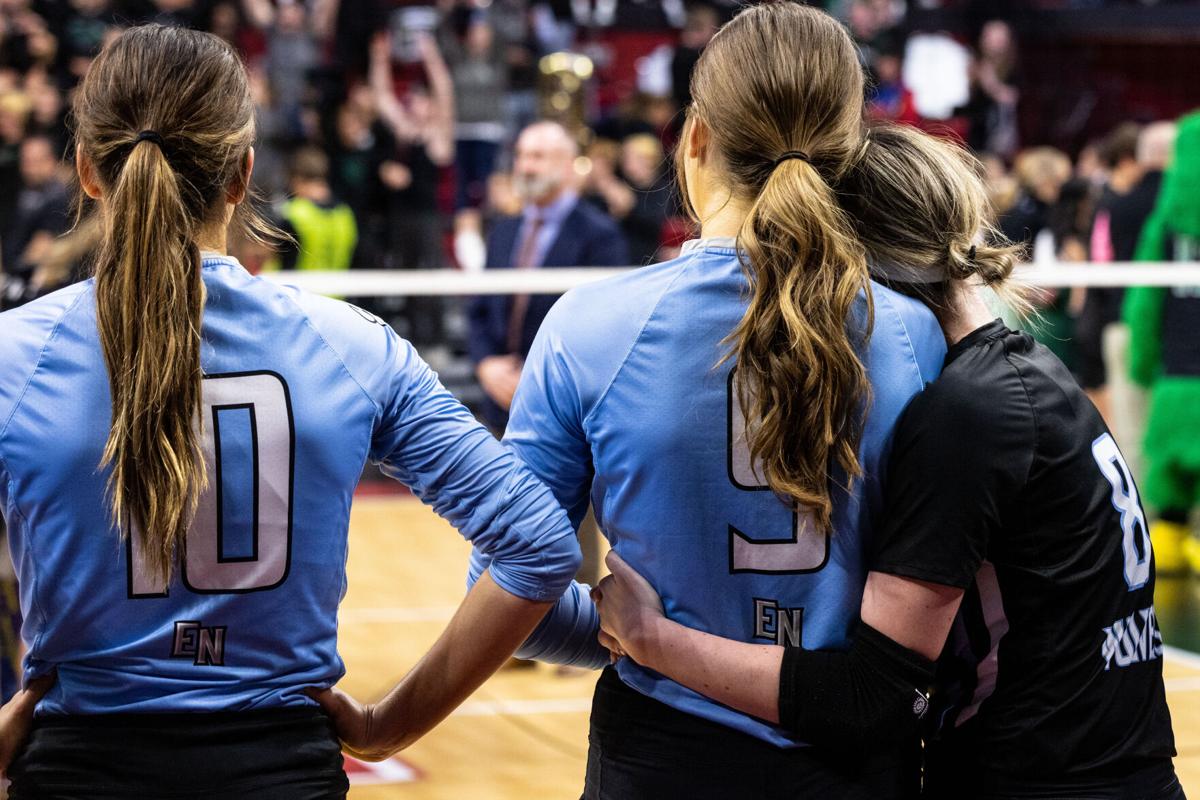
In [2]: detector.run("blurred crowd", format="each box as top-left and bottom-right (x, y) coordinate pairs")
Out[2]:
(3, 0), (1200, 698)
(0, 1), (1195, 416)
(0, 1), (1044, 317)
(0, 1), (1196, 488)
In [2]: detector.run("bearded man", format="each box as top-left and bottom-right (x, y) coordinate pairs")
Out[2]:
(467, 120), (630, 432)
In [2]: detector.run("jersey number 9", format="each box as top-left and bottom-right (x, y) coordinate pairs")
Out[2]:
(727, 371), (829, 574)
(127, 371), (295, 598)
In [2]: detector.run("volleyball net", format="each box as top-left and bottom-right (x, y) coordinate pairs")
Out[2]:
(263, 263), (1200, 297)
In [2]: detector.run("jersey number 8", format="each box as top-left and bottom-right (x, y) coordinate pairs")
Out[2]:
(127, 371), (295, 598)
(1091, 433), (1151, 591)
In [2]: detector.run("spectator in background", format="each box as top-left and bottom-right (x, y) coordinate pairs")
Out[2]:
(241, 0), (319, 140)
(148, 0), (202, 32)
(2, 134), (70, 308)
(1043, 175), (1096, 375)
(369, 29), (454, 348)
(369, 30), (453, 272)
(490, 0), (539, 138)
(245, 64), (290, 200)
(327, 95), (380, 266)
(1102, 121), (1177, 483)
(0, 89), (31, 231)
(1001, 146), (1072, 254)
(957, 19), (1020, 159)
(670, 3), (718, 115)
(440, 1), (509, 213)
(1000, 146), (1074, 368)
(24, 74), (66, 157)
(275, 146), (357, 273)
(0, 5), (60, 77)
(585, 132), (673, 265)
(866, 32), (918, 124)
(468, 120), (628, 433)
(1078, 123), (1156, 419)
(44, 0), (114, 71)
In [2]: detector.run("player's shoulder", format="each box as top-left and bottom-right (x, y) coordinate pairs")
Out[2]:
(531, 256), (689, 408)
(219, 262), (414, 412)
(543, 254), (687, 348)
(867, 281), (947, 386)
(0, 281), (93, 431)
(907, 320), (1034, 437)
(0, 279), (91, 335)
(280, 284), (415, 407)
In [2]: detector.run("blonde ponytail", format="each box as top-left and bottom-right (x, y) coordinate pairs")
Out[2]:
(685, 4), (872, 529)
(732, 158), (871, 529)
(94, 137), (207, 582)
(74, 25), (275, 581)
(837, 124), (1028, 316)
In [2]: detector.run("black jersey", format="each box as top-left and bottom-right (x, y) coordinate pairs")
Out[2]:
(870, 320), (1177, 797)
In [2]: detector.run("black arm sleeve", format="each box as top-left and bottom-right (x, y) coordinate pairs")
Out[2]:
(777, 622), (935, 749)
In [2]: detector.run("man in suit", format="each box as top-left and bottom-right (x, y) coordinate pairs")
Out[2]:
(469, 120), (630, 432)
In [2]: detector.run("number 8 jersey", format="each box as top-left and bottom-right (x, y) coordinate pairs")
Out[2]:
(0, 254), (579, 714)
(490, 239), (946, 747)
(869, 319), (1177, 793)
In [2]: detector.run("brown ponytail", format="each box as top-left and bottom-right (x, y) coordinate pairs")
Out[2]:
(684, 4), (872, 529)
(74, 25), (274, 581)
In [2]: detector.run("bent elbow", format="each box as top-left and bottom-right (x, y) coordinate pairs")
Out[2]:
(542, 532), (583, 598)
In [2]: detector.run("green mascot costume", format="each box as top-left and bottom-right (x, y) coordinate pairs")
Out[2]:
(1124, 110), (1200, 574)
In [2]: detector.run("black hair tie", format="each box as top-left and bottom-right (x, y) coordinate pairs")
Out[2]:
(133, 130), (165, 149)
(967, 244), (978, 266)
(773, 150), (811, 169)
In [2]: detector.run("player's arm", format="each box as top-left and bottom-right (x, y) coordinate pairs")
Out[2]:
(311, 570), (550, 761)
(465, 296), (616, 669)
(466, 549), (608, 668)
(370, 332), (582, 603)
(594, 552), (957, 742)
(311, 330), (584, 757)
(598, 373), (1027, 745)
(0, 673), (54, 777)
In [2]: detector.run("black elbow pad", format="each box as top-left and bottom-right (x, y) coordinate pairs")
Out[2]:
(777, 622), (935, 749)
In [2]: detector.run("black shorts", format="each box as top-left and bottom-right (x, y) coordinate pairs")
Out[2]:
(7, 706), (349, 800)
(924, 750), (1185, 800)
(582, 667), (920, 800)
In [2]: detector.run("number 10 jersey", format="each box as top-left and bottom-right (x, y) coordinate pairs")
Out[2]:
(0, 254), (579, 714)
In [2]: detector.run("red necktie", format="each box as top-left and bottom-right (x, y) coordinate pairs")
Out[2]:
(506, 216), (543, 354)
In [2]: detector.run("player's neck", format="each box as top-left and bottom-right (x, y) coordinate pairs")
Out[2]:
(694, 185), (751, 241)
(938, 282), (996, 346)
(195, 217), (230, 255)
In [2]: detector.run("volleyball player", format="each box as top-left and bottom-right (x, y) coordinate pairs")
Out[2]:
(593, 124), (1183, 799)
(0, 25), (582, 797)
(318, 6), (946, 797)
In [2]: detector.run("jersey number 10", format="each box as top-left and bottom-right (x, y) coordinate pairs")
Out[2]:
(127, 372), (295, 598)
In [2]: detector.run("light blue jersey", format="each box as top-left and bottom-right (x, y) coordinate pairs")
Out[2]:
(470, 240), (945, 746)
(0, 254), (579, 715)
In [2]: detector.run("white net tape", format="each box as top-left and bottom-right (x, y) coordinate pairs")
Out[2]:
(262, 263), (1200, 297)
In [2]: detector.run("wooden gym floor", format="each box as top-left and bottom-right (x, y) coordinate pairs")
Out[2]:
(340, 495), (1200, 799)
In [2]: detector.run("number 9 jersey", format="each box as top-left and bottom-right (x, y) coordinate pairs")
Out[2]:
(489, 240), (946, 747)
(0, 254), (580, 715)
